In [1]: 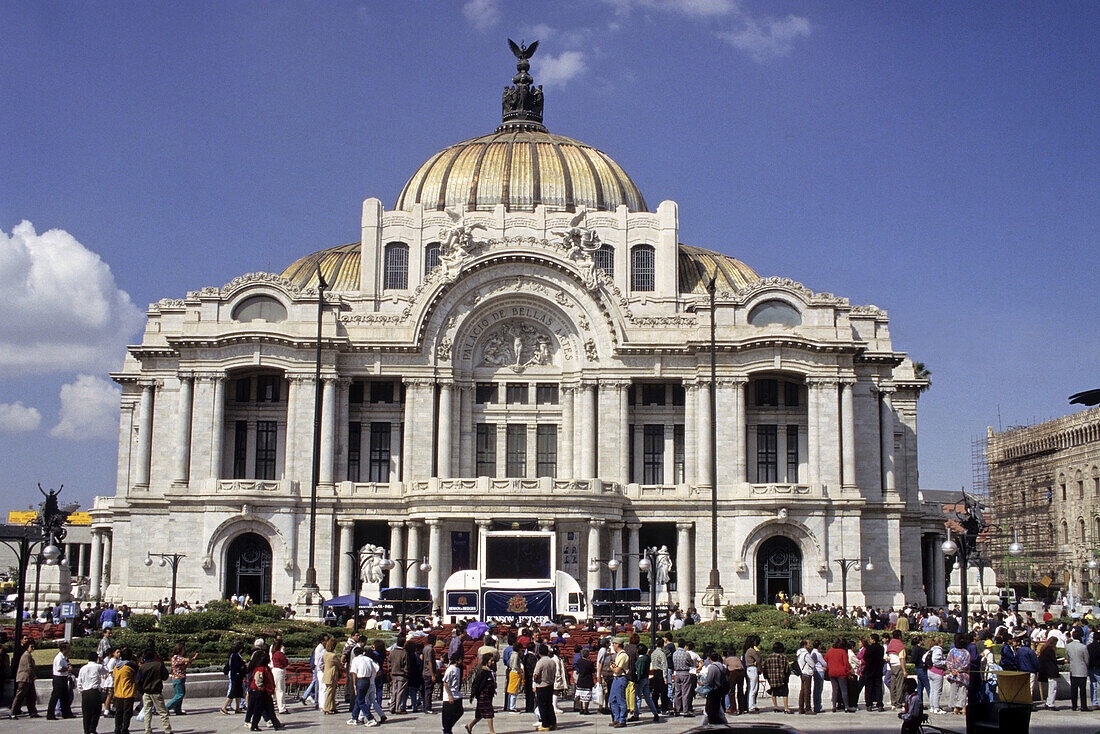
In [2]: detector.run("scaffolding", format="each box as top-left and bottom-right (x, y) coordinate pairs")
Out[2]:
(971, 433), (989, 497)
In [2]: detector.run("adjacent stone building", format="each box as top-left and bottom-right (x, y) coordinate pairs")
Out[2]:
(90, 44), (942, 614)
(988, 406), (1100, 600)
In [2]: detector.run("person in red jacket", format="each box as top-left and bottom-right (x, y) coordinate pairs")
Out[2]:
(823, 639), (855, 713)
(245, 653), (283, 731)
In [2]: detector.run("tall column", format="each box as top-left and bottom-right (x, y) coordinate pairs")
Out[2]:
(617, 382), (630, 485)
(78, 542), (89, 577)
(807, 381), (820, 489)
(841, 380), (856, 488)
(580, 383), (596, 478)
(676, 522), (693, 610)
(683, 382), (696, 485)
(609, 522), (623, 564)
(210, 376), (226, 480)
(407, 521), (422, 586)
(587, 520), (603, 598)
(391, 420), (403, 482)
(173, 374), (194, 484)
(101, 533), (112, 588)
(560, 385), (574, 479)
(437, 382), (453, 478)
(319, 377), (337, 484)
(134, 382), (155, 487)
(338, 521), (354, 596)
(697, 379), (713, 488)
(402, 381), (415, 480)
(336, 379), (351, 482)
(88, 531), (103, 599)
(427, 519), (443, 607)
(880, 389), (896, 493)
(626, 523), (641, 588)
(932, 533), (946, 606)
(388, 521), (406, 588)
(476, 519), (492, 572)
(733, 377), (747, 483)
(284, 377), (299, 480)
(459, 384), (473, 477)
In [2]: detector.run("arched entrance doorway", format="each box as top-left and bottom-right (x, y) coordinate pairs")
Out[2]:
(756, 536), (802, 604)
(225, 532), (273, 603)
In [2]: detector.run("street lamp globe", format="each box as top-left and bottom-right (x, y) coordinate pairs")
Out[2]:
(941, 539), (958, 556)
(144, 554), (153, 567)
(953, 562), (961, 571)
(588, 560), (600, 574)
(42, 544), (61, 565)
(863, 561), (874, 572)
(607, 559), (620, 573)
(1089, 559), (1099, 570)
(419, 561), (432, 574)
(159, 557), (167, 567)
(1008, 541), (1024, 557)
(380, 558), (395, 572)
(638, 557), (651, 573)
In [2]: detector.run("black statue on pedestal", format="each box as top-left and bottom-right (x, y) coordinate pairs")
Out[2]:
(501, 39), (544, 128)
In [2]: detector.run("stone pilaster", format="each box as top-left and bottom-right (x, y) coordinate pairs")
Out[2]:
(683, 381), (696, 486)
(560, 385), (575, 479)
(173, 373), (194, 485)
(626, 523), (641, 588)
(697, 379), (713, 488)
(388, 521), (406, 588)
(134, 382), (155, 488)
(880, 388), (896, 494)
(88, 530), (103, 599)
(427, 518), (443, 607)
(407, 521), (423, 586)
(579, 382), (597, 478)
(458, 384), (474, 477)
(338, 520), (354, 596)
(319, 377), (337, 485)
(841, 380), (857, 489)
(676, 522), (693, 609)
(587, 520), (603, 599)
(188, 374), (214, 480)
(210, 376), (226, 480)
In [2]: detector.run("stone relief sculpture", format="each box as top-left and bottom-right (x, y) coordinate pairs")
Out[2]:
(360, 544), (386, 584)
(655, 545), (672, 600)
(439, 208), (485, 281)
(479, 320), (555, 372)
(553, 208), (603, 290)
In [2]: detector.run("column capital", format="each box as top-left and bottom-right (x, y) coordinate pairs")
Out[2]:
(598, 378), (631, 390)
(322, 375), (340, 386)
(138, 378), (160, 390)
(475, 519), (493, 528)
(425, 518), (441, 527)
(607, 521), (625, 531)
(589, 519), (605, 529)
(715, 377), (745, 388)
(407, 519), (424, 528)
(176, 370), (195, 382)
(388, 520), (406, 529)
(806, 376), (839, 387)
(538, 519), (555, 531)
(338, 520), (355, 530)
(626, 522), (642, 531)
(336, 376), (353, 388)
(403, 377), (436, 388)
(437, 380), (455, 391)
(676, 521), (694, 531)
(875, 382), (896, 395)
(840, 377), (857, 388)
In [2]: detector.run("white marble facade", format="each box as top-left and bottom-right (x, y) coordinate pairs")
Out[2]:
(93, 70), (946, 614)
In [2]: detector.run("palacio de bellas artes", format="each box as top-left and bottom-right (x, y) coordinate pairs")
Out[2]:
(83, 39), (947, 622)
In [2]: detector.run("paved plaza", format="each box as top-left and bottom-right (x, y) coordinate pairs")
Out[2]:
(13, 698), (1100, 734)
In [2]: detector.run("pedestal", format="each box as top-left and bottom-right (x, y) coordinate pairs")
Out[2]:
(34, 563), (73, 607)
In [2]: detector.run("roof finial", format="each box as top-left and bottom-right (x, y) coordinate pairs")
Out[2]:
(500, 38), (545, 131)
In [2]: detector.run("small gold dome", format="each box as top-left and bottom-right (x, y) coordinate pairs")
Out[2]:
(677, 245), (758, 294)
(279, 242), (360, 291)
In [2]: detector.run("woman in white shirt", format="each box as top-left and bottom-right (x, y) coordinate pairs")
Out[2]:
(77, 656), (105, 734)
(925, 637), (946, 714)
(101, 649), (118, 715)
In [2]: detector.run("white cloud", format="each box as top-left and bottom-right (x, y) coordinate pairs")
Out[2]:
(718, 14), (811, 62)
(603, 0), (740, 16)
(463, 0), (502, 30)
(50, 375), (120, 441)
(0, 402), (42, 432)
(533, 50), (588, 88)
(0, 221), (143, 376)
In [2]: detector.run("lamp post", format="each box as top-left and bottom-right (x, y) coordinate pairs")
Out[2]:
(636, 547), (661, 652)
(941, 491), (990, 628)
(379, 555), (430, 634)
(303, 266), (329, 602)
(704, 275), (723, 617)
(0, 525), (45, 655)
(589, 557), (621, 631)
(1005, 530), (1026, 603)
(834, 558), (872, 612)
(144, 552), (186, 614)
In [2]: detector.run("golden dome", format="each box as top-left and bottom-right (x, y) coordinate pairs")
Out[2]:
(677, 245), (758, 294)
(279, 242), (360, 291)
(280, 242), (758, 295)
(395, 128), (647, 214)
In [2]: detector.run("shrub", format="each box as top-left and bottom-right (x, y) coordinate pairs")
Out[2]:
(722, 604), (777, 622)
(803, 611), (839, 630)
(251, 604), (285, 620)
(204, 599), (234, 613)
(160, 611), (235, 634)
(127, 614), (157, 633)
(746, 608), (789, 627)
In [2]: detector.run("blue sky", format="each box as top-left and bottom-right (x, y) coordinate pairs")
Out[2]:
(2, 1), (1098, 511)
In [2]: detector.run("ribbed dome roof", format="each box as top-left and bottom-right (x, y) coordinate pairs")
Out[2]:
(279, 243), (757, 295)
(395, 129), (646, 214)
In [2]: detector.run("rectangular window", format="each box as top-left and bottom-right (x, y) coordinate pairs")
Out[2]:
(671, 384), (685, 406)
(255, 420), (277, 480)
(535, 383), (559, 405)
(349, 381), (364, 404)
(368, 422), (391, 483)
(536, 425), (557, 476)
(475, 382), (498, 404)
(756, 424), (778, 482)
(786, 424), (799, 483)
(506, 424), (527, 478)
(628, 424), (635, 483)
(235, 377), (251, 403)
(506, 383), (529, 404)
(643, 424), (665, 484)
(369, 381), (394, 404)
(641, 384), (665, 406)
(475, 424), (496, 477)
(347, 421), (362, 482)
(233, 420), (248, 479)
(784, 381), (800, 407)
(673, 424), (685, 484)
(256, 374), (280, 403)
(755, 379), (778, 407)
(450, 531), (470, 574)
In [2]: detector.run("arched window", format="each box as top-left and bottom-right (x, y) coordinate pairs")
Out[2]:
(383, 242), (409, 290)
(748, 300), (802, 327)
(631, 245), (655, 292)
(1080, 517), (1087, 543)
(1062, 521), (1069, 545)
(593, 244), (614, 278)
(1077, 471), (1085, 498)
(232, 295), (287, 323)
(424, 242), (441, 276)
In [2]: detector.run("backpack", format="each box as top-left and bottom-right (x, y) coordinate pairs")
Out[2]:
(253, 668), (265, 688)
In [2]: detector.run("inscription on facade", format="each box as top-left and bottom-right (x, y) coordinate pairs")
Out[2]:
(460, 307), (575, 364)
